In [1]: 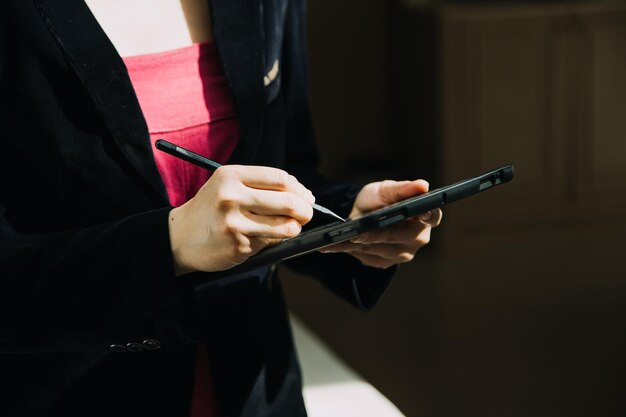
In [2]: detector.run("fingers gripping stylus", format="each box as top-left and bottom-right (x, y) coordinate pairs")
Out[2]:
(154, 139), (346, 223)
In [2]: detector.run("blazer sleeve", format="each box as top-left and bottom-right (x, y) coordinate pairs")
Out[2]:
(0, 203), (198, 354)
(280, 0), (396, 311)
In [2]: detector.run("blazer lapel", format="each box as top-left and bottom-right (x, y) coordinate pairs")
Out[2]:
(209, 0), (267, 165)
(34, 0), (169, 204)
(34, 0), (267, 199)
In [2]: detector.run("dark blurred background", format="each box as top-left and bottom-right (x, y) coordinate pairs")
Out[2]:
(281, 1), (626, 416)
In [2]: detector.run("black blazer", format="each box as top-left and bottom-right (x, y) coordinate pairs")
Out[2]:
(0, 0), (394, 416)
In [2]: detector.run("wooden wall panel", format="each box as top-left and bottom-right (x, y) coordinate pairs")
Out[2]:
(441, 15), (559, 237)
(440, 3), (626, 241)
(472, 20), (550, 201)
(589, 16), (626, 191)
(546, 16), (587, 204)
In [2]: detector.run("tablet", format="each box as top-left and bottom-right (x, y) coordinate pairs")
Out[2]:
(225, 165), (514, 274)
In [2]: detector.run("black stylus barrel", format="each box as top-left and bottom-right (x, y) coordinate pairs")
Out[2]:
(155, 139), (222, 171)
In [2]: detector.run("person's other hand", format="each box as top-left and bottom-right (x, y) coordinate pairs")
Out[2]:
(320, 180), (442, 269)
(168, 165), (315, 275)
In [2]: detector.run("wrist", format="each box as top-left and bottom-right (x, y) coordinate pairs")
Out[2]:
(168, 207), (193, 277)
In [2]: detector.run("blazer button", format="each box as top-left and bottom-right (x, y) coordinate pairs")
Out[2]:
(125, 342), (144, 353)
(142, 339), (161, 351)
(109, 344), (128, 353)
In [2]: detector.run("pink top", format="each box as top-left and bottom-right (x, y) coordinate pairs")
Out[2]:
(124, 42), (240, 207)
(124, 42), (239, 417)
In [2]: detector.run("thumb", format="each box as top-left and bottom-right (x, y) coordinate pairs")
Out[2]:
(379, 179), (430, 205)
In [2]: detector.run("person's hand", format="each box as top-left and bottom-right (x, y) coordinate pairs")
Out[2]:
(168, 165), (315, 275)
(320, 179), (442, 269)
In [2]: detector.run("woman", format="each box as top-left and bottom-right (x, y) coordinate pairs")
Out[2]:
(0, 0), (441, 416)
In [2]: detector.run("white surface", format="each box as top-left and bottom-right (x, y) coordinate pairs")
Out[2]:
(290, 315), (405, 417)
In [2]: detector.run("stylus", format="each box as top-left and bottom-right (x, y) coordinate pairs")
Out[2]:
(155, 139), (346, 223)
